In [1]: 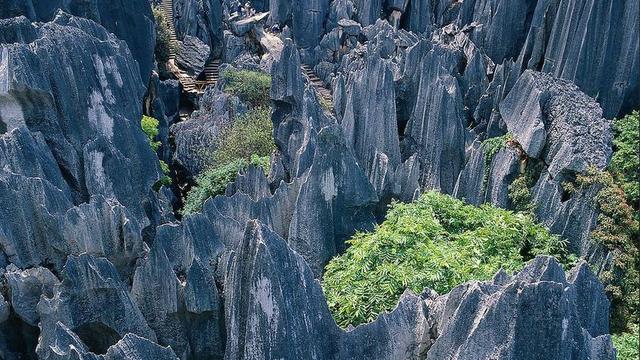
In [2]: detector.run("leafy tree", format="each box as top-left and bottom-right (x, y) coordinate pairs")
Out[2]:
(322, 191), (572, 328)
(222, 70), (272, 108)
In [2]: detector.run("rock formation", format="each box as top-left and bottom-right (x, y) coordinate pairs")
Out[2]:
(0, 0), (155, 83)
(1, 0), (636, 358)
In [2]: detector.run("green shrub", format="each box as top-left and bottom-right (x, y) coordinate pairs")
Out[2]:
(610, 111), (639, 209)
(322, 191), (572, 327)
(209, 107), (275, 166)
(152, 6), (172, 65)
(576, 168), (639, 332)
(141, 115), (161, 152)
(181, 155), (270, 215)
(222, 70), (272, 108)
(481, 134), (511, 189)
(613, 324), (639, 360)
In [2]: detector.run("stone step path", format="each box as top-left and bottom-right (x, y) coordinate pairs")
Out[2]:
(301, 64), (334, 113)
(161, 0), (219, 96)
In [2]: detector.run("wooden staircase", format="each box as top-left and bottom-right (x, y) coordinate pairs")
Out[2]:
(160, 0), (219, 96)
(301, 64), (334, 113)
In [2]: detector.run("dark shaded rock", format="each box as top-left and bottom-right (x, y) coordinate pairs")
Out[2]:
(144, 73), (181, 163)
(291, 0), (330, 56)
(327, 0), (355, 30)
(173, 0), (224, 57)
(0, 1), (155, 83)
(352, 0), (382, 26)
(177, 35), (211, 76)
(131, 242), (225, 359)
(403, 0), (434, 34)
(37, 255), (155, 359)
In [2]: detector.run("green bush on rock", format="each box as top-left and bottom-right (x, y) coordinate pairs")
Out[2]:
(141, 115), (161, 152)
(610, 111), (639, 210)
(222, 70), (272, 108)
(181, 107), (275, 215)
(181, 155), (270, 215)
(322, 191), (572, 328)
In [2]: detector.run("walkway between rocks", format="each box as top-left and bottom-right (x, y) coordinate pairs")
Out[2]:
(161, 0), (219, 95)
(301, 65), (334, 113)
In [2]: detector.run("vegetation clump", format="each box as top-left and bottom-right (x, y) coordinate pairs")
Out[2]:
(222, 70), (272, 108)
(322, 191), (572, 328)
(210, 107), (274, 165)
(181, 155), (270, 215)
(610, 111), (639, 211)
(181, 107), (275, 215)
(612, 324), (639, 360)
(141, 115), (161, 152)
(141, 115), (172, 190)
(480, 134), (513, 189)
(152, 6), (172, 66)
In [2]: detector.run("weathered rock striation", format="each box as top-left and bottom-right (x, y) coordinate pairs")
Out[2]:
(0, 0), (155, 83)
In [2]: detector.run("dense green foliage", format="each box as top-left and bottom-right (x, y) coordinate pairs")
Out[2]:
(613, 324), (639, 360)
(152, 6), (172, 65)
(209, 107), (275, 166)
(222, 70), (272, 108)
(610, 111), (639, 210)
(322, 192), (571, 327)
(181, 155), (270, 215)
(141, 115), (161, 152)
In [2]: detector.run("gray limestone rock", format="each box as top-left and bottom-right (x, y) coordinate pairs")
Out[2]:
(5, 266), (59, 326)
(37, 255), (156, 359)
(426, 257), (615, 360)
(177, 35), (211, 77)
(0, 0), (155, 83)
(173, 0), (224, 57)
(501, 70), (612, 180)
(516, 0), (639, 118)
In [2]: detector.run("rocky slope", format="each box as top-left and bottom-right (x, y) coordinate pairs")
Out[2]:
(1, 0), (637, 359)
